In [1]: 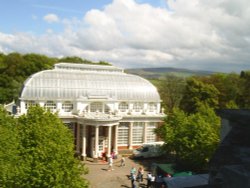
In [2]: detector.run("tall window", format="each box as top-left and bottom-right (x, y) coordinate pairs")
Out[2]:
(133, 103), (143, 112)
(118, 123), (129, 145)
(132, 122), (144, 144)
(44, 101), (56, 111)
(90, 102), (103, 112)
(119, 102), (129, 112)
(62, 101), (73, 112)
(146, 122), (156, 143)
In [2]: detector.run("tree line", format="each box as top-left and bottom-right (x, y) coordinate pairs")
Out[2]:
(0, 52), (111, 104)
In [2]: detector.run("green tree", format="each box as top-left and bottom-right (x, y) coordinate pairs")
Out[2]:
(238, 71), (250, 108)
(156, 105), (220, 171)
(0, 53), (57, 103)
(180, 77), (219, 113)
(98, 60), (112, 66)
(158, 75), (186, 112)
(58, 56), (85, 63)
(22, 53), (55, 74)
(0, 53), (5, 68)
(0, 106), (19, 187)
(199, 73), (241, 109)
(58, 56), (112, 66)
(15, 106), (88, 188)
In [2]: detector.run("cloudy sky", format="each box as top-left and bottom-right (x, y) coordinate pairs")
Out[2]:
(0, 0), (250, 72)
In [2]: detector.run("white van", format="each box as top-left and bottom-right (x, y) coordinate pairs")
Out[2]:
(133, 142), (164, 158)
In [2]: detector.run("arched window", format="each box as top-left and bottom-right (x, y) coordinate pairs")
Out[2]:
(118, 102), (129, 112)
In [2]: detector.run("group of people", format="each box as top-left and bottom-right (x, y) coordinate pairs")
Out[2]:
(130, 166), (145, 188)
(107, 156), (166, 187)
(131, 167), (168, 188)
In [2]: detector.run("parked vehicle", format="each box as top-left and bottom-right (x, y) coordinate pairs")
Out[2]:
(133, 141), (164, 158)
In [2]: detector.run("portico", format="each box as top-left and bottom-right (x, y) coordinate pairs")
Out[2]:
(77, 112), (122, 161)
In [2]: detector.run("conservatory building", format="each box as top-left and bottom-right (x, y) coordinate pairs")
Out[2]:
(19, 63), (164, 160)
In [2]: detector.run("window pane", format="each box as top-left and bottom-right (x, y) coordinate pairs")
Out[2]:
(25, 100), (36, 109)
(148, 103), (157, 112)
(44, 101), (56, 111)
(90, 102), (102, 112)
(118, 123), (129, 145)
(146, 122), (156, 143)
(62, 101), (73, 112)
(133, 103), (143, 112)
(132, 122), (144, 144)
(119, 102), (129, 112)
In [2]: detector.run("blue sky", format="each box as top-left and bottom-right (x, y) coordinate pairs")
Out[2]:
(1, 0), (167, 34)
(1, 0), (111, 33)
(0, 0), (250, 72)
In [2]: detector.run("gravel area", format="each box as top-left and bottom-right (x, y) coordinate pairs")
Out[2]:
(84, 156), (155, 188)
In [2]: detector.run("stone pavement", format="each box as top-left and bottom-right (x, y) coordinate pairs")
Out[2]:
(84, 156), (154, 188)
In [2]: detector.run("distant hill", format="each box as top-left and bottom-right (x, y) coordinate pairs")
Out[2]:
(125, 67), (215, 79)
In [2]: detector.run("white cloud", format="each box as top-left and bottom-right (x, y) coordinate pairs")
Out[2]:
(0, 0), (250, 72)
(43, 13), (59, 23)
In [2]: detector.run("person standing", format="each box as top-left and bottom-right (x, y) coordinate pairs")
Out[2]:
(130, 165), (136, 178)
(131, 173), (137, 188)
(137, 166), (144, 182)
(151, 175), (155, 188)
(108, 156), (113, 171)
(120, 156), (125, 167)
(147, 172), (152, 188)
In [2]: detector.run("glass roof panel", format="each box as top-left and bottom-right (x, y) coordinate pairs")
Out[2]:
(21, 63), (161, 102)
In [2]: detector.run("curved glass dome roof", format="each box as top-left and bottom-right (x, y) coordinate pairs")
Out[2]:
(20, 63), (161, 102)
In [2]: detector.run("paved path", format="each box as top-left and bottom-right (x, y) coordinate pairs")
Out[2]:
(84, 157), (152, 188)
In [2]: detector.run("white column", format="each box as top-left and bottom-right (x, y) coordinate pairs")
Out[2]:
(157, 103), (161, 113)
(114, 125), (118, 154)
(94, 126), (99, 159)
(76, 123), (80, 154)
(39, 101), (45, 107)
(129, 122), (133, 150)
(143, 122), (147, 143)
(81, 125), (87, 160)
(20, 101), (26, 114)
(107, 126), (112, 157)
